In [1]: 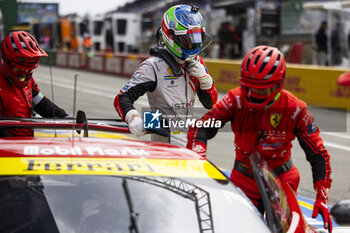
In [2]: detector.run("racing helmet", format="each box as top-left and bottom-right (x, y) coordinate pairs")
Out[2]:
(240, 45), (286, 109)
(161, 5), (205, 61)
(1, 31), (48, 88)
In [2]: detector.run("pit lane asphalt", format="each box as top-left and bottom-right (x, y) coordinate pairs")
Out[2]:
(34, 65), (350, 204)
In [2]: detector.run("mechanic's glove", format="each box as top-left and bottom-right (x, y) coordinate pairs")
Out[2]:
(312, 181), (332, 233)
(125, 109), (146, 137)
(190, 141), (207, 158)
(187, 60), (213, 90)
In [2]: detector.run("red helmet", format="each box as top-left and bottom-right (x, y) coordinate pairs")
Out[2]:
(240, 45), (286, 109)
(1, 31), (48, 88)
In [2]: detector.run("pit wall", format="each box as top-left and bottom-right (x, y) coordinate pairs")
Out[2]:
(40, 51), (350, 110)
(205, 59), (350, 111)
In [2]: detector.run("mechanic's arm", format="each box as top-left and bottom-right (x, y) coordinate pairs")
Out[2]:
(0, 97), (11, 137)
(295, 108), (332, 233)
(31, 80), (68, 118)
(114, 61), (156, 136)
(187, 92), (235, 157)
(188, 56), (218, 109)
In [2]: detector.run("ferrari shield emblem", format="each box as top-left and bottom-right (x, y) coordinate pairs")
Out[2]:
(270, 114), (281, 128)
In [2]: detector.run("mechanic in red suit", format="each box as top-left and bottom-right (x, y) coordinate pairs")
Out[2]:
(0, 31), (68, 137)
(187, 45), (332, 232)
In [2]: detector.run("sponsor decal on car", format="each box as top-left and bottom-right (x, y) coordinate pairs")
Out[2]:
(0, 157), (226, 180)
(23, 145), (150, 156)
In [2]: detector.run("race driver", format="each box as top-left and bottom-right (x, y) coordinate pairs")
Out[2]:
(114, 5), (217, 147)
(0, 31), (68, 137)
(187, 45), (332, 232)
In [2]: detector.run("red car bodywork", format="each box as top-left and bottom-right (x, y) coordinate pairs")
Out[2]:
(282, 182), (316, 233)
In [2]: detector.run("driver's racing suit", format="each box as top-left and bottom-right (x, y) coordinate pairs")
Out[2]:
(114, 55), (218, 147)
(187, 87), (332, 207)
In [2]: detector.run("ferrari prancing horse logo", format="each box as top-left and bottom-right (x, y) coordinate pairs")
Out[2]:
(270, 114), (281, 128)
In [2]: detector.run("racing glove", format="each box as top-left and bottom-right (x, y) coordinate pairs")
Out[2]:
(125, 109), (145, 137)
(189, 141), (207, 158)
(33, 96), (69, 118)
(312, 181), (332, 233)
(187, 60), (213, 90)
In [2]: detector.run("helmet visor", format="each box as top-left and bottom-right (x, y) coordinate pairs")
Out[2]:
(243, 85), (280, 104)
(248, 87), (277, 98)
(8, 61), (32, 76)
(8, 63), (33, 83)
(173, 30), (205, 50)
(10, 66), (32, 77)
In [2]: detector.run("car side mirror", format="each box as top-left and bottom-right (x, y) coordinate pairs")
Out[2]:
(331, 200), (350, 225)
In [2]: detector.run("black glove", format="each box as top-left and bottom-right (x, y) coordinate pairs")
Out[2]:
(33, 97), (68, 118)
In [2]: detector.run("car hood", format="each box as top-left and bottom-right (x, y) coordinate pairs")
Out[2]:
(0, 137), (226, 181)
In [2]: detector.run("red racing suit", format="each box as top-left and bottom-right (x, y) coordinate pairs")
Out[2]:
(0, 67), (68, 137)
(188, 87), (332, 206)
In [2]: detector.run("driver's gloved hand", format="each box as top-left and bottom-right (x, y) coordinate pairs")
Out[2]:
(125, 109), (146, 137)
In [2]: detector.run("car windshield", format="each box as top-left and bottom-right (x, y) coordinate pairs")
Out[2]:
(0, 175), (270, 233)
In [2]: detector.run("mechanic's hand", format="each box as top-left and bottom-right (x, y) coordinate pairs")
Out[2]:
(312, 181), (332, 233)
(187, 60), (213, 90)
(125, 109), (146, 137)
(190, 141), (207, 158)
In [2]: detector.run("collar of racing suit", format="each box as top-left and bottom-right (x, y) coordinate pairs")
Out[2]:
(149, 46), (183, 77)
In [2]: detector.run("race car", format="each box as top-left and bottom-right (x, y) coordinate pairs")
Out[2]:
(0, 114), (342, 233)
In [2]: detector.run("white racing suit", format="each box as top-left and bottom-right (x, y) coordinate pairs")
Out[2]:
(114, 51), (218, 147)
